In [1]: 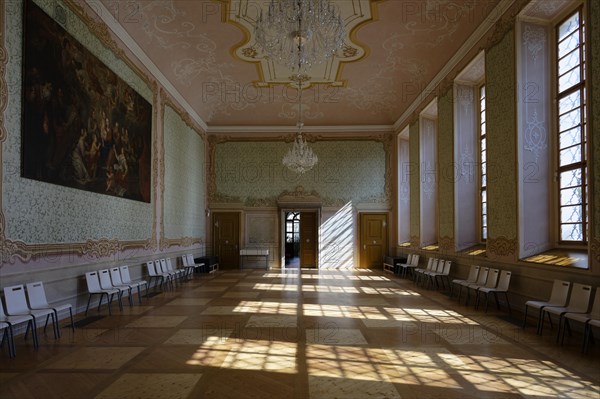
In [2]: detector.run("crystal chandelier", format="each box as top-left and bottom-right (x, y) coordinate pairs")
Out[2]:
(255, 0), (345, 174)
(255, 0), (346, 72)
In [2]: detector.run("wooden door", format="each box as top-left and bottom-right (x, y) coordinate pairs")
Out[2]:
(212, 212), (240, 269)
(300, 211), (317, 268)
(360, 213), (388, 269)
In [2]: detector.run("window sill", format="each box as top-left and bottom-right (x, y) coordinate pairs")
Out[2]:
(522, 249), (588, 269)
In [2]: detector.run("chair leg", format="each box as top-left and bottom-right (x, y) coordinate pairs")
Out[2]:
(68, 308), (75, 332)
(85, 294), (93, 316)
(536, 308), (544, 335)
(504, 293), (511, 315)
(556, 315), (565, 343)
(493, 292), (500, 310)
(106, 293), (113, 316)
(137, 285), (142, 304)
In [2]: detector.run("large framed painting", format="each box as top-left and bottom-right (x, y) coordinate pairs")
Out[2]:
(21, 0), (152, 203)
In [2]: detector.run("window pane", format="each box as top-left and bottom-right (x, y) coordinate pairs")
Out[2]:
(559, 127), (581, 149)
(559, 67), (581, 92)
(559, 107), (581, 132)
(559, 12), (579, 41)
(558, 30), (580, 56)
(558, 49), (580, 75)
(561, 205), (583, 223)
(560, 169), (582, 189)
(482, 227), (487, 240)
(561, 223), (583, 241)
(559, 145), (581, 166)
(481, 190), (487, 203)
(558, 90), (581, 115)
(560, 187), (582, 206)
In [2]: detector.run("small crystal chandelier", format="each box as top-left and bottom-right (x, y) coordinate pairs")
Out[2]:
(255, 0), (345, 174)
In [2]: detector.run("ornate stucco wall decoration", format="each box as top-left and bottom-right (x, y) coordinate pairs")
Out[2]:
(221, 0), (378, 89)
(487, 236), (518, 261)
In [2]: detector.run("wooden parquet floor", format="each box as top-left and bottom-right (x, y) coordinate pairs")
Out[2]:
(1, 268), (599, 398)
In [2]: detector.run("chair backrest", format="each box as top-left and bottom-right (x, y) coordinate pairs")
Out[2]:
(441, 261), (452, 276)
(186, 254), (196, 265)
(3, 285), (30, 314)
(425, 258), (433, 269)
(496, 270), (512, 291)
(98, 269), (115, 289)
(146, 261), (157, 276)
(474, 267), (489, 286)
(166, 258), (175, 271)
(110, 267), (125, 285)
(25, 281), (50, 309)
(0, 300), (7, 318)
(467, 265), (480, 283)
(548, 280), (571, 306)
(153, 260), (163, 273)
(567, 283), (592, 312)
(159, 259), (168, 273)
(429, 259), (439, 272)
(182, 255), (190, 267)
(589, 289), (600, 319)
(85, 271), (102, 291)
(120, 266), (133, 283)
(484, 269), (499, 288)
(434, 259), (445, 273)
(411, 255), (420, 266)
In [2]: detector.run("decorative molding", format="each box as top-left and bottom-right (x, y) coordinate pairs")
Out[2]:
(486, 0), (531, 50)
(207, 125), (395, 134)
(160, 236), (204, 250)
(161, 89), (207, 139)
(0, 0), (6, 144)
(409, 236), (420, 250)
(393, 0), (517, 132)
(591, 238), (600, 265)
(438, 236), (455, 252)
(488, 236), (518, 258)
(523, 24), (546, 64)
(88, 0), (208, 132)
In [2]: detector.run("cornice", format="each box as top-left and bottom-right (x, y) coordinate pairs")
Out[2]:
(207, 124), (395, 134)
(392, 0), (516, 133)
(89, 0), (208, 133)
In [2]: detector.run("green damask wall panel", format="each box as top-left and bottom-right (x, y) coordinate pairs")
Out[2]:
(437, 89), (455, 250)
(486, 28), (518, 257)
(214, 140), (387, 206)
(409, 121), (420, 246)
(163, 106), (205, 239)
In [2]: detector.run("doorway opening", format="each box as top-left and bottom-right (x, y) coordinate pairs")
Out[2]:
(284, 211), (300, 267)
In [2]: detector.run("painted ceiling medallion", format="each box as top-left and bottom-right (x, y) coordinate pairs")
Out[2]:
(220, 0), (375, 88)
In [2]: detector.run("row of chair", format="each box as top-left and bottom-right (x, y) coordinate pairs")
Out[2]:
(396, 254), (420, 278)
(450, 265), (512, 313)
(145, 255), (204, 291)
(85, 265), (148, 316)
(523, 280), (600, 351)
(0, 281), (74, 358)
(412, 257), (452, 290)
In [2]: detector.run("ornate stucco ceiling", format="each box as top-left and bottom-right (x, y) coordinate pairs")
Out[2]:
(96, 0), (505, 132)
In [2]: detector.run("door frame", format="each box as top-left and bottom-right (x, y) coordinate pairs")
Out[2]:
(280, 207), (320, 269)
